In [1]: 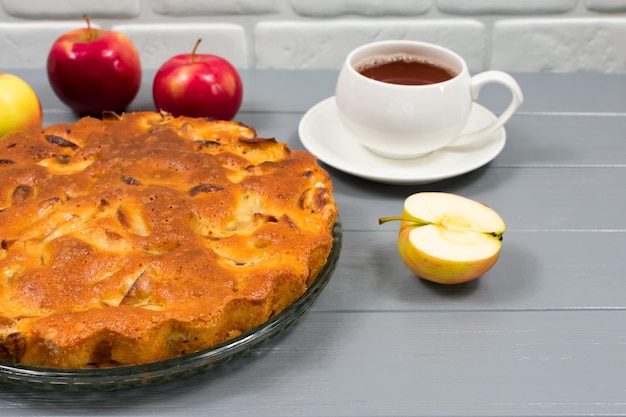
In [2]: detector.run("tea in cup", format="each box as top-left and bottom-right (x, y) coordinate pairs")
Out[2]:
(335, 40), (523, 159)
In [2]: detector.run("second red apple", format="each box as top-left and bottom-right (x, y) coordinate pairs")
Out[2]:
(152, 40), (243, 121)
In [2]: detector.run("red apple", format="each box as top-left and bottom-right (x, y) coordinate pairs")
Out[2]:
(152, 39), (243, 120)
(46, 15), (141, 115)
(0, 73), (43, 138)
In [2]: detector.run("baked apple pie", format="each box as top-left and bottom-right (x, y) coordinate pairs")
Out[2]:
(0, 111), (337, 368)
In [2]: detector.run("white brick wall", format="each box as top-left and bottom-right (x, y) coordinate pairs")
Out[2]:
(254, 20), (487, 71)
(1, 0), (626, 72)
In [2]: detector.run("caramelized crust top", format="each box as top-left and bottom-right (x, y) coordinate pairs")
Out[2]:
(0, 111), (337, 367)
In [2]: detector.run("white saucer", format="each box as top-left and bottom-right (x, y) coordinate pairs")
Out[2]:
(298, 97), (506, 185)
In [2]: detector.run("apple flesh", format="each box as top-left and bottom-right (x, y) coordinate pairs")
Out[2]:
(0, 73), (43, 138)
(379, 192), (505, 284)
(152, 39), (243, 120)
(47, 15), (141, 115)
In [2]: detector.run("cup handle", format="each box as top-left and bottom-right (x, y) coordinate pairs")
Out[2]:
(449, 71), (523, 148)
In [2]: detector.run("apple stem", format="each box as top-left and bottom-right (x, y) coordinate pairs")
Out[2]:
(191, 38), (202, 63)
(83, 14), (94, 41)
(378, 216), (431, 226)
(379, 215), (504, 240)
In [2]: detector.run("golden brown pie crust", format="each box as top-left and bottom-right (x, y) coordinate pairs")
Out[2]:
(0, 111), (337, 368)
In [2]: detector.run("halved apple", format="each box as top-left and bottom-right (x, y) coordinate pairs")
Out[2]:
(379, 192), (505, 284)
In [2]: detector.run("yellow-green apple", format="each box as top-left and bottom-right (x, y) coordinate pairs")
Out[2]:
(379, 192), (505, 284)
(0, 73), (43, 138)
(46, 15), (141, 115)
(152, 39), (243, 120)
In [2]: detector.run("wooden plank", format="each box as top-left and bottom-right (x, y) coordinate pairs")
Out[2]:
(239, 71), (626, 114)
(313, 230), (626, 311)
(11, 69), (626, 127)
(240, 111), (626, 167)
(2, 310), (625, 416)
(499, 114), (626, 167)
(328, 167), (626, 232)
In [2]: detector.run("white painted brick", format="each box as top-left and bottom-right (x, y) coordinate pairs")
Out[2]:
(254, 20), (486, 71)
(2, 0), (139, 18)
(151, 0), (281, 16)
(0, 22), (94, 68)
(1, 0), (625, 74)
(437, 0), (576, 14)
(113, 24), (249, 69)
(291, 0), (432, 17)
(586, 0), (626, 12)
(492, 18), (626, 73)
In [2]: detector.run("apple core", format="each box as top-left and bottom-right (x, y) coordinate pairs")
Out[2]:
(441, 213), (471, 230)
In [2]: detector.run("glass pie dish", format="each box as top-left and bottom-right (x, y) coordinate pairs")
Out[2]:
(0, 218), (342, 392)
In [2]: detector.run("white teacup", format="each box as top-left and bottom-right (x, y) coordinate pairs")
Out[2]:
(335, 40), (523, 159)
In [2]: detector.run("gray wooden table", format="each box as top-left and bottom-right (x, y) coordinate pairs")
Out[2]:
(1, 68), (626, 416)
